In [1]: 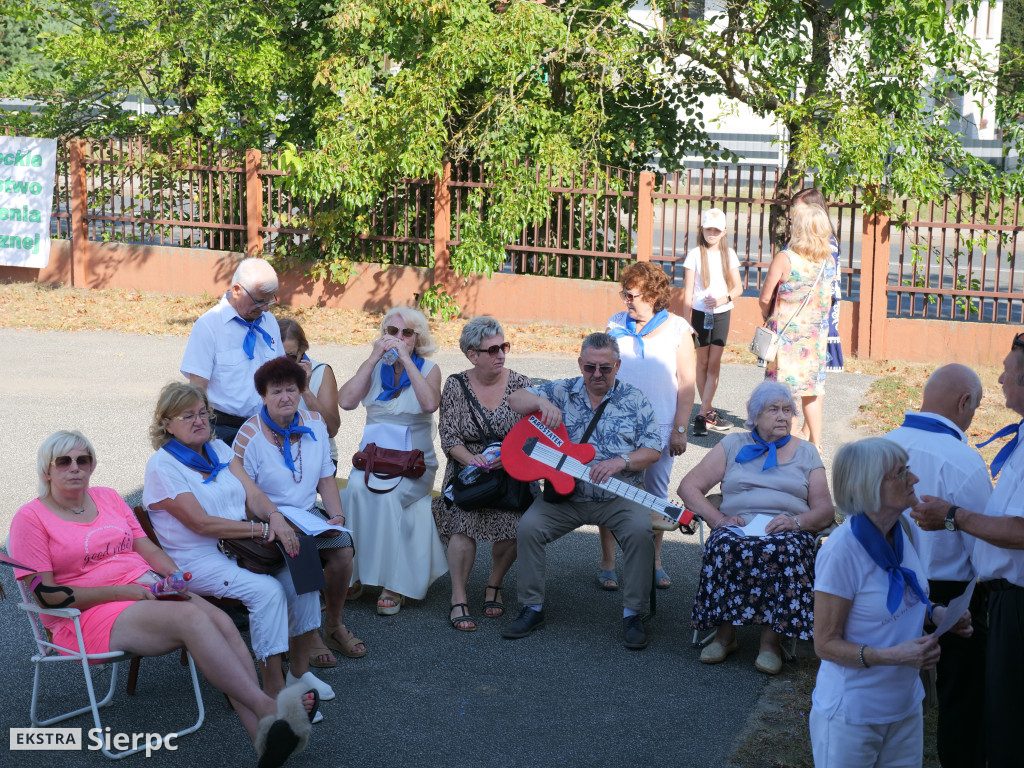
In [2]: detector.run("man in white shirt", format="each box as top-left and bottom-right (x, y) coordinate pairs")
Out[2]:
(913, 332), (1024, 768)
(181, 257), (284, 443)
(888, 363), (991, 768)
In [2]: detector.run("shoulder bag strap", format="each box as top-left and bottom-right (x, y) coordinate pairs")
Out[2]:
(580, 381), (615, 444)
(453, 373), (501, 445)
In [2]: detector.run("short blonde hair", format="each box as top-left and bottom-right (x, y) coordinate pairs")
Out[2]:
(150, 382), (210, 450)
(37, 430), (96, 498)
(378, 306), (437, 357)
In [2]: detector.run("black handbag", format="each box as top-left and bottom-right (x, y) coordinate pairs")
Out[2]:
(542, 387), (613, 504)
(449, 374), (534, 512)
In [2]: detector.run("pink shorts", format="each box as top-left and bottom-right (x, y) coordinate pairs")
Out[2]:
(50, 601), (135, 660)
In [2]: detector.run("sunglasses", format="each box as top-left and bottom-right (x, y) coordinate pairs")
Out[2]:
(52, 454), (94, 469)
(472, 342), (511, 355)
(582, 363), (615, 375)
(619, 290), (643, 302)
(1013, 332), (1024, 353)
(386, 326), (416, 338)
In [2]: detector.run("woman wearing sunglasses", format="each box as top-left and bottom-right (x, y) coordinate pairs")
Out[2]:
(602, 261), (697, 591)
(431, 317), (534, 631)
(10, 430), (318, 766)
(339, 307), (447, 616)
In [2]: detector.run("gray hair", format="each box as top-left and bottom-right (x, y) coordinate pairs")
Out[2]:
(832, 438), (909, 517)
(745, 381), (797, 429)
(378, 306), (438, 357)
(231, 257), (279, 293)
(580, 332), (620, 361)
(459, 316), (504, 356)
(37, 430), (96, 499)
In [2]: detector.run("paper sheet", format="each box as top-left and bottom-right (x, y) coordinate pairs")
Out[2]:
(931, 577), (977, 638)
(276, 505), (351, 536)
(725, 513), (774, 538)
(360, 423), (411, 451)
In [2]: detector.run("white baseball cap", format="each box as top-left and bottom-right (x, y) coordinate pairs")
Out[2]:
(701, 208), (727, 230)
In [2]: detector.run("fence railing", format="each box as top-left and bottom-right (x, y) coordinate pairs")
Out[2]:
(5, 132), (1024, 339)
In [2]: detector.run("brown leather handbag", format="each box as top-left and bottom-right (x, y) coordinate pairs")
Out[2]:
(219, 537), (284, 574)
(352, 443), (427, 494)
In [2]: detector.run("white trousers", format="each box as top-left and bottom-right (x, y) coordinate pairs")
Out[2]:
(185, 551), (321, 662)
(809, 704), (923, 768)
(643, 424), (676, 500)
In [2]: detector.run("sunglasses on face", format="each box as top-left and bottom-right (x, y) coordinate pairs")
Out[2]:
(52, 455), (94, 469)
(582, 363), (615, 375)
(619, 290), (643, 302)
(473, 342), (511, 355)
(386, 326), (416, 338)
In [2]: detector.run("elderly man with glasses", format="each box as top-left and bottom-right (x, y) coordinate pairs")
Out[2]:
(504, 332), (662, 649)
(180, 257), (284, 443)
(912, 331), (1024, 768)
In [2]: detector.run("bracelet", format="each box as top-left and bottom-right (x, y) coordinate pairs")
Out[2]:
(250, 520), (255, 539)
(858, 644), (870, 668)
(261, 522), (269, 541)
(794, 516), (802, 530)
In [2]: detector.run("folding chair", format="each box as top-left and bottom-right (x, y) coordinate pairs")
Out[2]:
(14, 577), (205, 758)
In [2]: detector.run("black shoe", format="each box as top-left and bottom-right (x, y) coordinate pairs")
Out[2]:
(502, 606), (545, 639)
(692, 415), (708, 437)
(623, 615), (649, 650)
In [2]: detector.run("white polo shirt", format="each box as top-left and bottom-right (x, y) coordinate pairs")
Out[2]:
(180, 294), (283, 418)
(887, 411), (992, 582)
(971, 438), (1024, 586)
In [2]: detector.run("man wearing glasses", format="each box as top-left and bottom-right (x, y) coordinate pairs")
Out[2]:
(886, 364), (991, 767)
(913, 332), (1024, 768)
(180, 257), (284, 443)
(505, 332), (662, 649)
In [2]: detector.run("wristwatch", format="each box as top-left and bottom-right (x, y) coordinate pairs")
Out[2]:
(944, 505), (960, 532)
(675, 425), (686, 434)
(620, 453), (631, 470)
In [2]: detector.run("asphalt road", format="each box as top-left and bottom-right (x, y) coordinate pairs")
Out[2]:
(0, 328), (875, 767)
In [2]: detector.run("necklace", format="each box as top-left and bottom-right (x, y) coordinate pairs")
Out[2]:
(269, 429), (303, 484)
(49, 496), (87, 515)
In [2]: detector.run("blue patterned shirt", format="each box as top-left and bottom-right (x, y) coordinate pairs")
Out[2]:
(526, 377), (662, 502)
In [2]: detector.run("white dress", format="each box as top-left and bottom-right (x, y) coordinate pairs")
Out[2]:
(607, 310), (692, 498)
(341, 359), (448, 598)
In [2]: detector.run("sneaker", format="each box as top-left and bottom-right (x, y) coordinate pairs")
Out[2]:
(692, 415), (708, 437)
(623, 615), (649, 650)
(705, 410), (730, 433)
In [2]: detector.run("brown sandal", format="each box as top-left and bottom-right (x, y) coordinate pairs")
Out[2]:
(307, 636), (337, 668)
(323, 625), (367, 658)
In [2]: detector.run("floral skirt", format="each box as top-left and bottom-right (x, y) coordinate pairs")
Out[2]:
(690, 526), (816, 640)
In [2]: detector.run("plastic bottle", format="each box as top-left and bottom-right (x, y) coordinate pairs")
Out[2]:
(703, 307), (715, 330)
(149, 571), (192, 599)
(458, 444), (502, 484)
(382, 348), (399, 365)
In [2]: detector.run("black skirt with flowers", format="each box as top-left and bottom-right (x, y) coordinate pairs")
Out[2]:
(690, 526), (816, 640)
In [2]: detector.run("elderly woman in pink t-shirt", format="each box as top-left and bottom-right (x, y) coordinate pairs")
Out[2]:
(8, 430), (316, 768)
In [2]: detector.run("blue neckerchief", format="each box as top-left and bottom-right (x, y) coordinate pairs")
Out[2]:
(161, 439), (230, 484)
(608, 309), (669, 359)
(260, 406), (315, 471)
(735, 431), (791, 471)
(230, 314), (275, 360)
(850, 513), (931, 617)
(900, 413), (963, 442)
(377, 354), (426, 401)
(977, 419), (1023, 479)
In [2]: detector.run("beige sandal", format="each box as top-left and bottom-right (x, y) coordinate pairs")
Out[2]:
(323, 625), (366, 658)
(307, 636), (337, 668)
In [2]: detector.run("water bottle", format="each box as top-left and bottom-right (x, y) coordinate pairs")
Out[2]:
(382, 348), (399, 365)
(703, 307), (714, 330)
(459, 444), (501, 484)
(149, 571), (192, 599)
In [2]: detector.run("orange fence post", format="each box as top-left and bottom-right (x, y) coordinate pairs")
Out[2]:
(636, 171), (654, 262)
(245, 149), (263, 256)
(432, 162), (453, 290)
(857, 210), (891, 359)
(69, 139), (88, 287)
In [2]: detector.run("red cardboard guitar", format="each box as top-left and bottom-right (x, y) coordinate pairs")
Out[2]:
(502, 413), (694, 528)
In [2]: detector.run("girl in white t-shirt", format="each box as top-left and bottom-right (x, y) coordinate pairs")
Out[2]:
(681, 208), (742, 436)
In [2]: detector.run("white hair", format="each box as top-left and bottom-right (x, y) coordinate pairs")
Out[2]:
(378, 306), (438, 357)
(832, 438), (909, 517)
(231, 257), (279, 293)
(744, 381), (796, 429)
(37, 430), (96, 498)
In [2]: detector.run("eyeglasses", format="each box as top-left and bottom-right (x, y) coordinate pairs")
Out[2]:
(890, 465), (912, 482)
(1013, 332), (1024, 353)
(52, 455), (93, 469)
(472, 342), (511, 355)
(619, 290), (643, 302)
(582, 363), (616, 375)
(170, 409), (211, 423)
(241, 285), (279, 309)
(386, 326), (416, 338)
